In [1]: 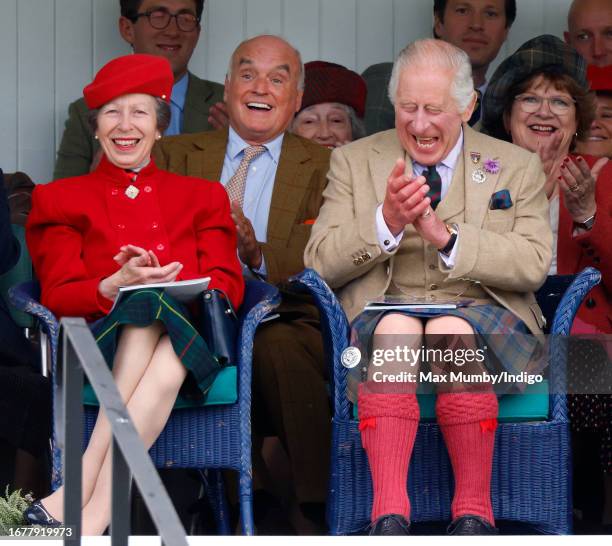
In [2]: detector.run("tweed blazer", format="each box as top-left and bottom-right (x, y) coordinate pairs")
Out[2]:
(53, 73), (224, 180)
(153, 128), (331, 284)
(304, 125), (553, 334)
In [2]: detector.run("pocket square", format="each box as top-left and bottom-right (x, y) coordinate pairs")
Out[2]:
(489, 189), (513, 210)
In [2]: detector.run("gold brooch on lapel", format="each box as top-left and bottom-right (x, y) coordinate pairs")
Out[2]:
(472, 168), (487, 184)
(125, 185), (140, 199)
(470, 151), (481, 164)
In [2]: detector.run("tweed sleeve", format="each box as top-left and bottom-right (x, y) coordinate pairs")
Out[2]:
(53, 98), (98, 181)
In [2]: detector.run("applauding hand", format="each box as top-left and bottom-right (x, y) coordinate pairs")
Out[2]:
(231, 202), (262, 270)
(558, 155), (608, 223)
(382, 158), (431, 236)
(98, 244), (183, 300)
(208, 102), (230, 130)
(535, 132), (565, 198)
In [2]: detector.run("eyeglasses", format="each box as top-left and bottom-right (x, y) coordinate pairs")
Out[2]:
(514, 93), (576, 116)
(134, 8), (200, 32)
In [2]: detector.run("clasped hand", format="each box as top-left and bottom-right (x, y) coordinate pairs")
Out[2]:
(381, 158), (451, 249)
(231, 202), (262, 270)
(537, 134), (608, 221)
(98, 244), (183, 300)
(558, 156), (608, 223)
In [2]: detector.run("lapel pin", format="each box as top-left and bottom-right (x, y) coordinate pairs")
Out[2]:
(472, 168), (487, 184)
(483, 157), (500, 174)
(470, 151), (481, 164)
(125, 185), (140, 199)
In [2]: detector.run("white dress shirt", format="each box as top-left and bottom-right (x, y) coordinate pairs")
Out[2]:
(375, 129), (464, 267)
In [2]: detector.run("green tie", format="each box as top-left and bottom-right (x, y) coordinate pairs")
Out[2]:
(425, 165), (442, 209)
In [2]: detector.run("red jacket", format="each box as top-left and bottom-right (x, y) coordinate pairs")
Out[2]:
(557, 155), (611, 333)
(26, 156), (244, 321)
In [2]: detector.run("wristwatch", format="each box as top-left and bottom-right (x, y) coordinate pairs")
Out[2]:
(438, 223), (458, 256)
(574, 214), (596, 231)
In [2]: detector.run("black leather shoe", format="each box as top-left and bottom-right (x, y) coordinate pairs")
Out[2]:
(447, 515), (498, 535)
(23, 501), (62, 527)
(368, 514), (411, 535)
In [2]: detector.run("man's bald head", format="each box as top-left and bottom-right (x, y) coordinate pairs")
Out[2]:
(224, 35), (305, 145)
(565, 0), (612, 66)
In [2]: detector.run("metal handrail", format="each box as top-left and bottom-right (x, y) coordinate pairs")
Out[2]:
(58, 317), (188, 546)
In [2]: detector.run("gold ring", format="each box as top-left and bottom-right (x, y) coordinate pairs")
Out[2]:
(422, 208), (432, 218)
(569, 184), (579, 192)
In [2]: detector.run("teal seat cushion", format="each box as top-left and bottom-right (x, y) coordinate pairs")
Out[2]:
(83, 365), (238, 408)
(352, 381), (549, 422)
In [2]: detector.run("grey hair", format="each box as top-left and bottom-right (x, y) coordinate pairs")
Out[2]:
(388, 38), (475, 115)
(345, 104), (366, 140)
(290, 103), (366, 141)
(88, 97), (171, 134)
(226, 34), (305, 90)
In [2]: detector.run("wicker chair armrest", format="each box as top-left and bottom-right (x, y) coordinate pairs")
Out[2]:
(289, 268), (351, 420)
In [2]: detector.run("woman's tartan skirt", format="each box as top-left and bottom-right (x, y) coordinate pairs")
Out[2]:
(347, 304), (546, 400)
(89, 288), (220, 407)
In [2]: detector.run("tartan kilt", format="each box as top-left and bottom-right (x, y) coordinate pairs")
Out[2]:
(90, 288), (220, 407)
(347, 304), (545, 400)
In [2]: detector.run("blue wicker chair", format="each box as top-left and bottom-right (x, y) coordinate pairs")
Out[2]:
(288, 267), (602, 535)
(8, 279), (281, 535)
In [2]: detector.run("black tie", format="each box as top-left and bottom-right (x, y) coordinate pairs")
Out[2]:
(425, 165), (442, 210)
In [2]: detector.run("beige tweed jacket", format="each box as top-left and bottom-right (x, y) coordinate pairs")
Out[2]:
(304, 125), (553, 335)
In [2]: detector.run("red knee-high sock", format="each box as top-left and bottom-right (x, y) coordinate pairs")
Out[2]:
(358, 383), (420, 522)
(436, 391), (498, 525)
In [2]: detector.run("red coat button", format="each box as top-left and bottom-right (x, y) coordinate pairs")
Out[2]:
(117, 224), (125, 230)
(111, 189), (119, 196)
(144, 186), (152, 193)
(156, 244), (165, 251)
(152, 222), (159, 229)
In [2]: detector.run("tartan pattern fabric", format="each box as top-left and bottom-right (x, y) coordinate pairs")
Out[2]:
(225, 145), (266, 207)
(489, 189), (513, 210)
(347, 304), (544, 402)
(361, 62), (395, 135)
(90, 288), (220, 406)
(425, 165), (442, 210)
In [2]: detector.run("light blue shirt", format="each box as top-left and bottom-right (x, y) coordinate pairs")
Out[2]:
(220, 126), (285, 276)
(165, 73), (189, 136)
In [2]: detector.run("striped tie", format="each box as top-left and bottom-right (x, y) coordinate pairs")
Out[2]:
(225, 145), (266, 207)
(425, 165), (442, 210)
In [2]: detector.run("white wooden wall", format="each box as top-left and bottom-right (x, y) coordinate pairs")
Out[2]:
(0, 0), (571, 183)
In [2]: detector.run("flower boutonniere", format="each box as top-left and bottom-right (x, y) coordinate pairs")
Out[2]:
(483, 158), (500, 174)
